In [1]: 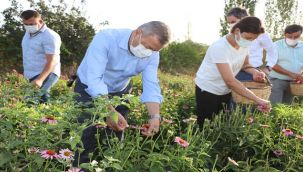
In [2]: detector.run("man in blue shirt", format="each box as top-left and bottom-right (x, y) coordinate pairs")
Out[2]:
(21, 10), (61, 103)
(73, 21), (170, 167)
(269, 24), (303, 104)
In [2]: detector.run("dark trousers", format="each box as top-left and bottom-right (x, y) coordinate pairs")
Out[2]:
(195, 85), (231, 127)
(73, 78), (132, 167)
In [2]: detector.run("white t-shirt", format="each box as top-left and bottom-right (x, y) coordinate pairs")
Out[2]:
(249, 33), (277, 68)
(195, 36), (249, 95)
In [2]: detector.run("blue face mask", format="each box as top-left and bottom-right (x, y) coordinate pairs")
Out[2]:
(236, 33), (252, 48)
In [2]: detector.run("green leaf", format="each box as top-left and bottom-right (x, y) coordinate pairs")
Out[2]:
(150, 162), (165, 172)
(0, 150), (13, 166)
(80, 163), (91, 169)
(111, 113), (119, 124)
(104, 155), (121, 162)
(111, 163), (123, 170)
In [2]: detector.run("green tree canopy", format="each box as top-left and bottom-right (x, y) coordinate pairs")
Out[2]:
(265, 0), (301, 39)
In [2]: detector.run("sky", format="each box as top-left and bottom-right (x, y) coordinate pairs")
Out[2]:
(0, 0), (269, 45)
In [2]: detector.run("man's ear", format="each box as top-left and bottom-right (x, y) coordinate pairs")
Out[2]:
(134, 28), (142, 35)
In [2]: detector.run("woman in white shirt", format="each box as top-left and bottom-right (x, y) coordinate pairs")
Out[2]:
(226, 7), (277, 79)
(195, 17), (271, 126)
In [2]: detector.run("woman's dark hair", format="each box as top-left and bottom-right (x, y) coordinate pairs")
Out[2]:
(231, 16), (264, 34)
(284, 24), (303, 34)
(227, 7), (249, 19)
(20, 10), (40, 20)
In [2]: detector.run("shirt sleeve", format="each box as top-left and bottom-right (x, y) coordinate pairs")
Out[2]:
(82, 33), (110, 98)
(261, 34), (278, 67)
(140, 53), (163, 103)
(209, 43), (229, 63)
(43, 32), (61, 55)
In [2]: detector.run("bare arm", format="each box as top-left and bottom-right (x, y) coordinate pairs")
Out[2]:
(242, 56), (265, 82)
(31, 54), (57, 87)
(273, 64), (296, 78)
(272, 64), (303, 82)
(242, 56), (257, 75)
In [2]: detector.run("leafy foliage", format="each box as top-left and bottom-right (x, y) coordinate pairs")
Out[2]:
(0, 0), (24, 60)
(265, 0), (302, 39)
(159, 40), (208, 75)
(2, 71), (303, 171)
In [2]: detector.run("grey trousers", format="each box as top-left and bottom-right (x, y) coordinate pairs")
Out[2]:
(269, 78), (294, 104)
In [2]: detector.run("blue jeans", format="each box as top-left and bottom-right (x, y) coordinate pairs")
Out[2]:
(29, 73), (59, 102)
(235, 70), (253, 81)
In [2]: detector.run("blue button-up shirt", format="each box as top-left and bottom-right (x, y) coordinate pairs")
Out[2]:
(77, 29), (163, 103)
(269, 39), (303, 80)
(21, 24), (61, 79)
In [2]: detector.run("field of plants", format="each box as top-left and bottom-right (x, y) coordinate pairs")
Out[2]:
(1, 70), (303, 172)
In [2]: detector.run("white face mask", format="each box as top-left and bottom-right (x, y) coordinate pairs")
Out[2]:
(285, 38), (299, 47)
(130, 33), (153, 58)
(24, 24), (39, 33)
(235, 33), (252, 48)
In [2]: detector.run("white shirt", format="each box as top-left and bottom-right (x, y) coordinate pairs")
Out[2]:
(249, 33), (277, 68)
(22, 24), (61, 79)
(195, 36), (248, 95)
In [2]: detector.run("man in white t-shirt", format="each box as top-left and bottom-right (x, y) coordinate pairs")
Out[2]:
(226, 7), (277, 80)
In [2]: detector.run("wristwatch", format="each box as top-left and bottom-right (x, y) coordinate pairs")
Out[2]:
(150, 114), (161, 121)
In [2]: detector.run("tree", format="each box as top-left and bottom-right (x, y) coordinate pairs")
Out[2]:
(159, 40), (208, 75)
(220, 0), (258, 36)
(265, 0), (300, 39)
(0, 0), (24, 59)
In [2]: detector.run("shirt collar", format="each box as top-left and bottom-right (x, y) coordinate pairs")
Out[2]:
(119, 30), (133, 50)
(39, 24), (47, 32)
(296, 42), (303, 48)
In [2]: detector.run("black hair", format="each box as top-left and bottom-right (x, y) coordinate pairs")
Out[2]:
(20, 10), (40, 20)
(227, 7), (249, 19)
(284, 24), (303, 34)
(231, 16), (264, 34)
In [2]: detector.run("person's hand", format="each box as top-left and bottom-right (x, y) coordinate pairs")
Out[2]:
(31, 78), (43, 88)
(256, 98), (272, 113)
(106, 112), (128, 132)
(252, 70), (266, 82)
(289, 73), (303, 83)
(261, 67), (270, 75)
(295, 74), (303, 83)
(141, 118), (160, 136)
